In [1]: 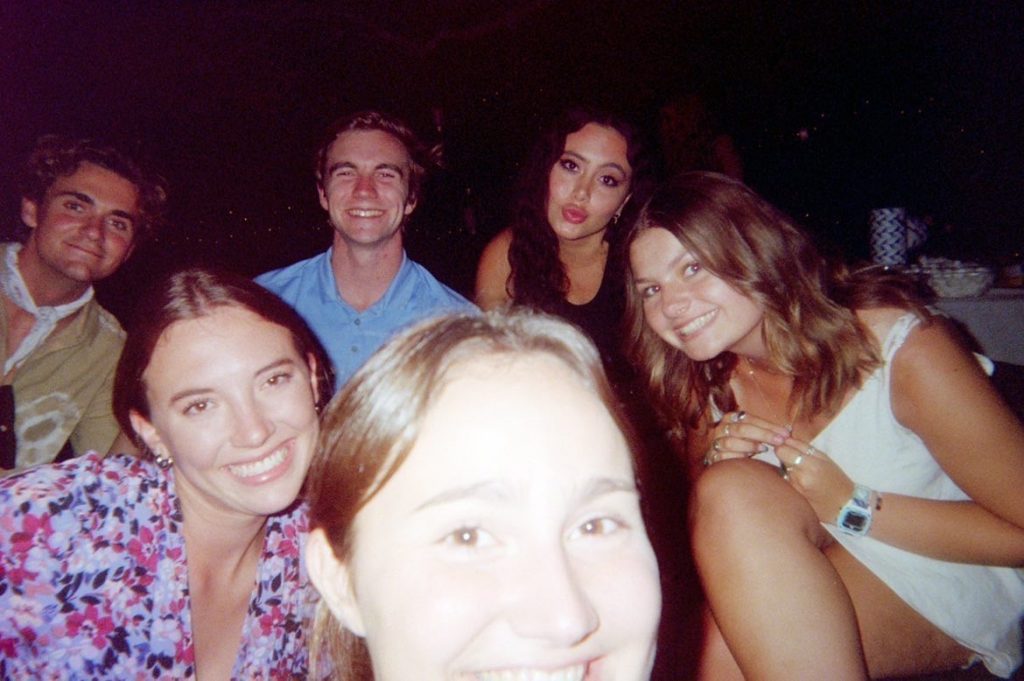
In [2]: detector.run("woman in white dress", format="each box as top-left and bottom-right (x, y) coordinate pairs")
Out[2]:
(625, 171), (1024, 679)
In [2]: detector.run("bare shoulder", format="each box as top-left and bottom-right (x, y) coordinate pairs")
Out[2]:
(854, 306), (914, 346)
(475, 228), (514, 309)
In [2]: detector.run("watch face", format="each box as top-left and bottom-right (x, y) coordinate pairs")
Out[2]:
(841, 509), (870, 533)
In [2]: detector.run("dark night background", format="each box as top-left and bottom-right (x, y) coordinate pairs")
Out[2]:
(1, 1), (1021, 323)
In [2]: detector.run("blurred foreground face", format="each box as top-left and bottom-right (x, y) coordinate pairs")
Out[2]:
(334, 353), (661, 681)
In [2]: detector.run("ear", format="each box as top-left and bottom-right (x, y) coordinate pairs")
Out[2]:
(306, 528), (366, 636)
(317, 184), (330, 212)
(306, 352), (322, 407)
(129, 410), (166, 459)
(403, 194), (417, 217)
(616, 192), (633, 217)
(20, 197), (39, 229)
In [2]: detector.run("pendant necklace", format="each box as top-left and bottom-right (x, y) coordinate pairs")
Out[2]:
(742, 356), (793, 430)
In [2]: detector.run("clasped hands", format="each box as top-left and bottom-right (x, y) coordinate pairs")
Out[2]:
(704, 410), (855, 523)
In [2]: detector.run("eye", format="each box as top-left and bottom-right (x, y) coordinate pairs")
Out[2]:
(598, 174), (623, 188)
(108, 218), (133, 233)
(638, 284), (660, 299)
(376, 169), (398, 180)
(183, 399), (212, 416)
(265, 371), (293, 387)
(682, 261), (702, 277)
(557, 158), (579, 173)
(333, 167), (355, 178)
(63, 200), (85, 212)
(442, 526), (496, 550)
(570, 516), (624, 540)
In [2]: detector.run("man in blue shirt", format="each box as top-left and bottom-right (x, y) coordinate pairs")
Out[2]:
(257, 111), (473, 388)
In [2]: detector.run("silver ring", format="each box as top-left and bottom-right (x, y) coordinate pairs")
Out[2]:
(712, 439), (723, 453)
(724, 424), (731, 437)
(792, 454), (804, 467)
(806, 445), (817, 457)
(732, 411), (746, 423)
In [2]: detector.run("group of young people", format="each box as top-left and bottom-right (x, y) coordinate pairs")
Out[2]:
(0, 105), (1021, 681)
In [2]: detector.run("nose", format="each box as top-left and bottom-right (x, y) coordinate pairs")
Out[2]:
(353, 173), (377, 197)
(571, 177), (590, 202)
(81, 215), (104, 241)
(231, 398), (274, 448)
(507, 545), (599, 646)
(661, 280), (691, 318)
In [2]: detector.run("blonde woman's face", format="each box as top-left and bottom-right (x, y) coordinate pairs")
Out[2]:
(311, 353), (661, 681)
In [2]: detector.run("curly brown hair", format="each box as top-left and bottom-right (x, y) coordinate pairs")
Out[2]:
(19, 134), (168, 243)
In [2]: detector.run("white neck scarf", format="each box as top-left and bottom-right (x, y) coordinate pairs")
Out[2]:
(2, 244), (93, 375)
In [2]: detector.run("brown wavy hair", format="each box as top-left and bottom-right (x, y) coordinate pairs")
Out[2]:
(624, 172), (931, 439)
(306, 309), (643, 680)
(313, 110), (432, 206)
(113, 267), (332, 455)
(507, 107), (653, 310)
(19, 134), (169, 243)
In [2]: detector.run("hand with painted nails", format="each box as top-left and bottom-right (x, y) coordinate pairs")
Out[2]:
(702, 411), (794, 468)
(776, 436), (854, 523)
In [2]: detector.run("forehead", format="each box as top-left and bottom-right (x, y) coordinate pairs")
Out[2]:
(46, 161), (140, 208)
(326, 128), (411, 167)
(145, 306), (298, 383)
(563, 123), (631, 170)
(382, 353), (631, 496)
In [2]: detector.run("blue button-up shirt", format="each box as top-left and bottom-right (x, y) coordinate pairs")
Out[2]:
(256, 248), (475, 389)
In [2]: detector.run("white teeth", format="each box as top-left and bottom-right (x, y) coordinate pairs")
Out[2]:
(348, 208), (384, 217)
(228, 446), (286, 478)
(679, 309), (716, 336)
(474, 665), (585, 681)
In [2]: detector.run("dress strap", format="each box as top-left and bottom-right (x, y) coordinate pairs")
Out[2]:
(880, 312), (923, 362)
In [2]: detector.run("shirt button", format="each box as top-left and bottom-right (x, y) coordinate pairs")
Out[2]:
(351, 346), (358, 353)
(354, 318), (361, 326)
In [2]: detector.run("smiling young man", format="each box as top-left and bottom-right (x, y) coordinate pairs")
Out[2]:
(256, 111), (474, 389)
(1, 135), (167, 472)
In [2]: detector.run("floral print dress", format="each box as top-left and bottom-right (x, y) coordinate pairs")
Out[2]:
(0, 452), (315, 679)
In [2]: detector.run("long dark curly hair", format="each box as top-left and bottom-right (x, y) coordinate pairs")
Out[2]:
(508, 107), (653, 311)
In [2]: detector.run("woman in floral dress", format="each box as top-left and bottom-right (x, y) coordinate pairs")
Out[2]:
(0, 267), (331, 679)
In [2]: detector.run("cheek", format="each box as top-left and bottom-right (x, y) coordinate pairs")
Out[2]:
(358, 559), (491, 668)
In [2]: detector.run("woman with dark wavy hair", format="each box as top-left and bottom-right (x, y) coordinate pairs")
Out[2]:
(475, 107), (651, 376)
(626, 171), (1024, 679)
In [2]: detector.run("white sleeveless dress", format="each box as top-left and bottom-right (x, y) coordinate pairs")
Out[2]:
(811, 313), (1024, 677)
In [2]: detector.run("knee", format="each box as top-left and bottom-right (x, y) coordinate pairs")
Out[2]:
(689, 460), (817, 557)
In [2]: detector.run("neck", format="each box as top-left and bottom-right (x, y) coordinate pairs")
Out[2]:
(558, 231), (608, 267)
(178, 485), (268, 572)
(331, 234), (404, 311)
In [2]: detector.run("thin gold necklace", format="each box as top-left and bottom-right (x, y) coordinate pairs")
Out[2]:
(743, 356), (793, 429)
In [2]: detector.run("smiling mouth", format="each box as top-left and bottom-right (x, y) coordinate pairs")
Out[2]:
(677, 309), (717, 338)
(227, 443), (289, 479)
(473, 664), (587, 681)
(347, 208), (385, 218)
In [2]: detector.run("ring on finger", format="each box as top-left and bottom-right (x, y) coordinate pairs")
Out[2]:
(724, 423), (731, 437)
(731, 410), (746, 423)
(806, 445), (817, 457)
(792, 454), (804, 467)
(712, 439), (723, 453)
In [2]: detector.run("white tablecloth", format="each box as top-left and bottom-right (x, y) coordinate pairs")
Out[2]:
(933, 288), (1024, 365)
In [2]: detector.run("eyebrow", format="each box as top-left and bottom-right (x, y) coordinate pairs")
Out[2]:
(167, 357), (298, 405)
(327, 160), (407, 177)
(414, 475), (637, 512)
(55, 190), (138, 224)
(561, 150), (630, 177)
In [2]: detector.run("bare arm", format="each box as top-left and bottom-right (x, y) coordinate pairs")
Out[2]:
(780, 315), (1024, 565)
(474, 228), (513, 310)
